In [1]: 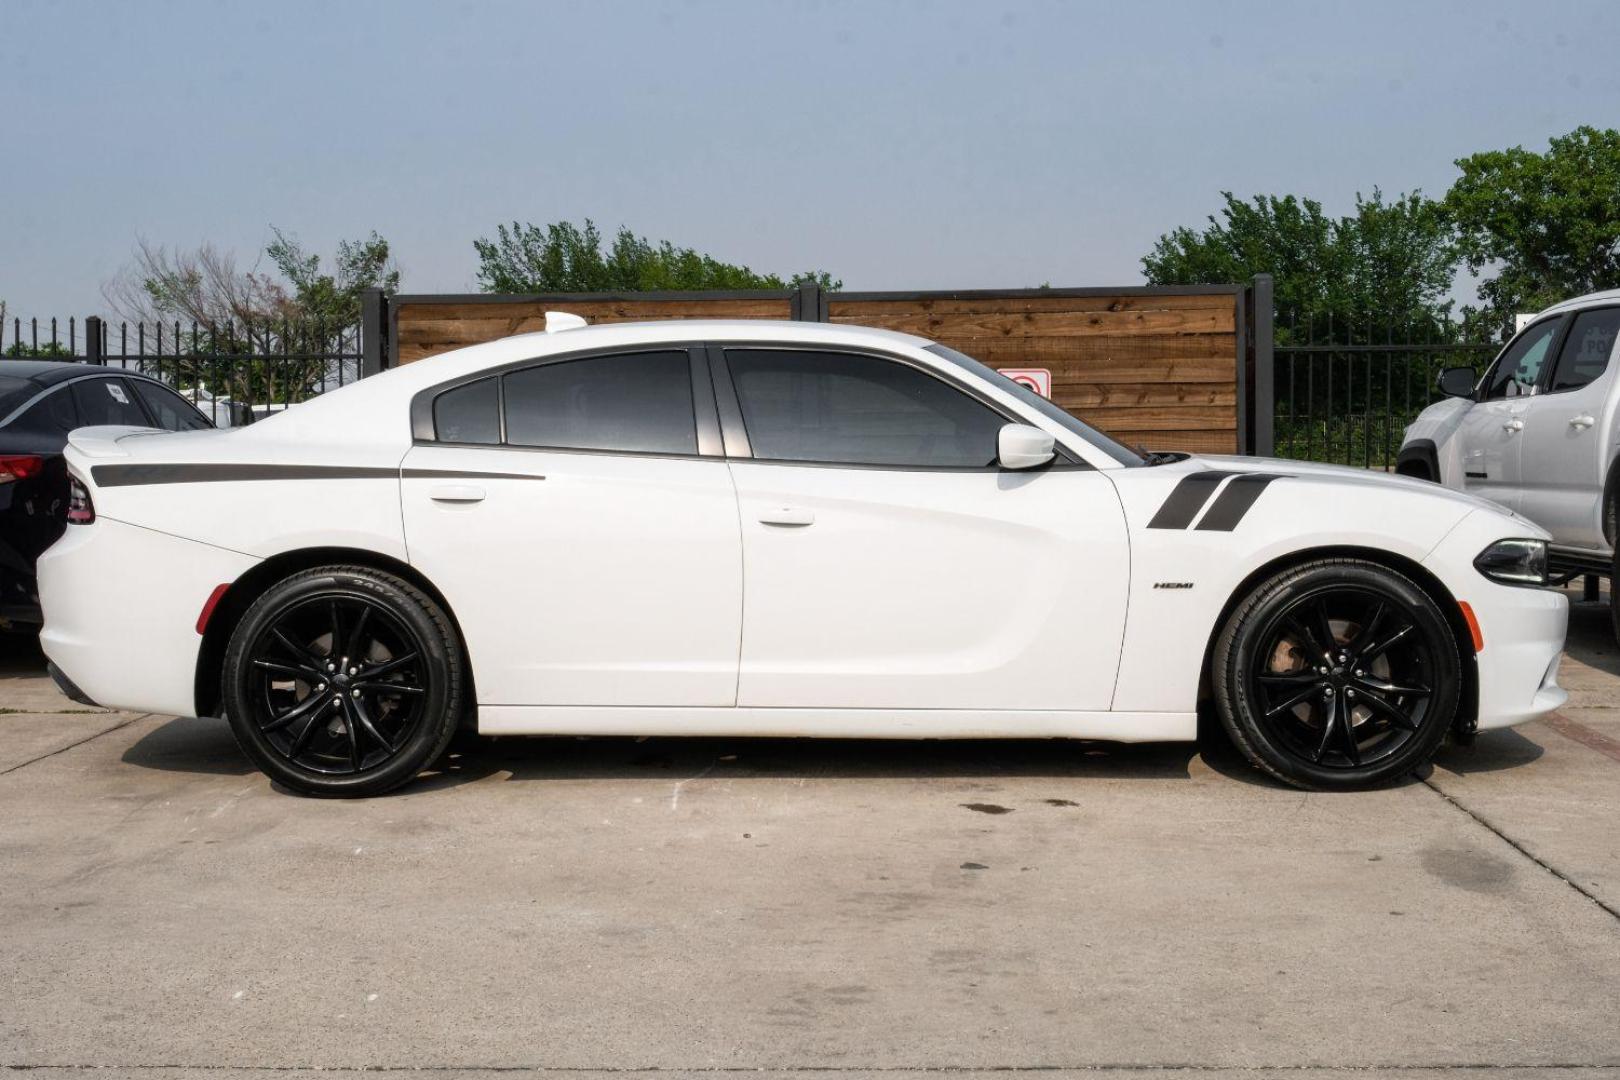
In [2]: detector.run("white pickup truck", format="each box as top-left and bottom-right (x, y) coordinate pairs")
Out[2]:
(1399, 289), (1620, 627)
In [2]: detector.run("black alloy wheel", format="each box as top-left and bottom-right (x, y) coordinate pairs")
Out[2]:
(1214, 558), (1460, 790)
(223, 566), (463, 796)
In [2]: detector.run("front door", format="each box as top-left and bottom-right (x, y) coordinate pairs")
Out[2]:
(401, 349), (742, 707)
(1519, 306), (1620, 548)
(717, 346), (1130, 712)
(1454, 315), (1563, 511)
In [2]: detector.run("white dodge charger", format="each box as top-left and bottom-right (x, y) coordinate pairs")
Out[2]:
(38, 317), (1568, 796)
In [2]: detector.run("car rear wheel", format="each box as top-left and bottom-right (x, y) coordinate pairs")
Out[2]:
(1212, 558), (1460, 790)
(222, 565), (463, 797)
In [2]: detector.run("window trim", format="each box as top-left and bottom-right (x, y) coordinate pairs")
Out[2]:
(1538, 303), (1620, 398)
(713, 342), (1086, 472)
(1477, 315), (1568, 403)
(413, 344), (718, 460)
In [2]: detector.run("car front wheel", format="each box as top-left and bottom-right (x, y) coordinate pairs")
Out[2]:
(1212, 558), (1461, 790)
(222, 565), (464, 797)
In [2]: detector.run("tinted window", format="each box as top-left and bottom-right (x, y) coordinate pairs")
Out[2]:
(434, 377), (500, 444)
(503, 352), (696, 454)
(1482, 318), (1561, 400)
(131, 380), (211, 431)
(71, 377), (149, 426)
(1548, 308), (1620, 393)
(18, 387), (78, 433)
(727, 349), (1005, 467)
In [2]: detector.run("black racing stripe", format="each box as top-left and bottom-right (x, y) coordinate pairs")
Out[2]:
(1194, 473), (1287, 531)
(1146, 471), (1239, 529)
(402, 468), (546, 481)
(91, 463), (399, 487)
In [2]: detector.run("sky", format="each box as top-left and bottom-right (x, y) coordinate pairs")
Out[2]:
(3, 0), (1618, 323)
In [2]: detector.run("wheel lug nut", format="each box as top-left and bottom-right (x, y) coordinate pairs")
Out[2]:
(332, 696), (342, 705)
(1323, 687), (1335, 697)
(315, 683), (325, 692)
(1354, 669), (1364, 677)
(351, 689), (361, 698)
(1346, 689), (1356, 699)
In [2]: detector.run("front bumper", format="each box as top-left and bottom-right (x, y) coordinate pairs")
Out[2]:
(38, 517), (256, 718)
(1424, 512), (1569, 733)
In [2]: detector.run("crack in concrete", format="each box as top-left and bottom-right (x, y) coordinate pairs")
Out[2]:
(0, 713), (151, 778)
(1421, 776), (1620, 924)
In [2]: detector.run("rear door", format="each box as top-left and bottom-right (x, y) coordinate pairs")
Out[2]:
(400, 347), (743, 707)
(1454, 316), (1563, 511)
(715, 345), (1130, 712)
(1518, 306), (1620, 548)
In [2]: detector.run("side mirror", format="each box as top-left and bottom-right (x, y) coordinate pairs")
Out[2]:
(997, 423), (1055, 470)
(1437, 366), (1477, 399)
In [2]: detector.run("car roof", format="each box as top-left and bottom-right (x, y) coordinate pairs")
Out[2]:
(0, 359), (163, 386)
(1542, 289), (1620, 315)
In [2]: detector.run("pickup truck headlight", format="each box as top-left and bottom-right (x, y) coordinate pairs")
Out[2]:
(1474, 538), (1549, 586)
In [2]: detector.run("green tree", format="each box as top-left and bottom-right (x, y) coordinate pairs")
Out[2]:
(266, 227), (399, 326)
(473, 219), (839, 293)
(1445, 126), (1620, 336)
(1141, 189), (1457, 339)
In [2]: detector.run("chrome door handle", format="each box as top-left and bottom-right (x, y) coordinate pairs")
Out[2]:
(1570, 414), (1596, 429)
(759, 506), (814, 527)
(1503, 418), (1524, 433)
(429, 484), (486, 503)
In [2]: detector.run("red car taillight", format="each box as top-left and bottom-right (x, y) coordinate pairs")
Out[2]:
(66, 475), (95, 524)
(0, 455), (44, 483)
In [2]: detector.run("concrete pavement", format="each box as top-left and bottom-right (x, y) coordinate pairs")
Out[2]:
(0, 594), (1618, 1079)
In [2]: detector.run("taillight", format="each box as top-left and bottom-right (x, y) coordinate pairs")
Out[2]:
(0, 455), (44, 483)
(67, 475), (95, 524)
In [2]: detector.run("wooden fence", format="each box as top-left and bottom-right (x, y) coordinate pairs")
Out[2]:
(387, 282), (1261, 455)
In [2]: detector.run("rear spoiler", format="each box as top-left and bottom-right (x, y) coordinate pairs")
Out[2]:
(65, 425), (162, 460)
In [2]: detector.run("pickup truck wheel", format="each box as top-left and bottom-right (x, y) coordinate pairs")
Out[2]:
(1213, 558), (1460, 790)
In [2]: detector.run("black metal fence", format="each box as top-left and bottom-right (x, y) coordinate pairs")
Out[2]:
(2, 313), (366, 427)
(1272, 311), (1502, 470)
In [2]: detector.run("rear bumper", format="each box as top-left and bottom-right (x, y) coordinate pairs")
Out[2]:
(37, 517), (256, 718)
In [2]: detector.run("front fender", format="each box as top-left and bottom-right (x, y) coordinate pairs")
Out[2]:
(1108, 468), (1482, 714)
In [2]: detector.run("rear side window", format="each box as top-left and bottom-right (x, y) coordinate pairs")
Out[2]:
(726, 349), (1005, 468)
(502, 352), (696, 455)
(71, 377), (149, 426)
(1548, 308), (1620, 393)
(434, 377), (501, 444)
(18, 387), (78, 433)
(131, 380), (211, 431)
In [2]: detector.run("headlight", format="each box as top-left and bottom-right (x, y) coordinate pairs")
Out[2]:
(1474, 538), (1548, 586)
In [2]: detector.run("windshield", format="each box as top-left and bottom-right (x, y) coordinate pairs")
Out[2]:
(925, 344), (1145, 466)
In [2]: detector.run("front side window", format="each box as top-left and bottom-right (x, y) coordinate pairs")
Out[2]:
(726, 349), (1005, 468)
(131, 380), (212, 431)
(71, 377), (149, 427)
(1547, 307), (1620, 394)
(1481, 317), (1561, 400)
(502, 351), (696, 455)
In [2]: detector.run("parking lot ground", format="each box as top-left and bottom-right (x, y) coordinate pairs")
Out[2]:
(1, 592), (1619, 1079)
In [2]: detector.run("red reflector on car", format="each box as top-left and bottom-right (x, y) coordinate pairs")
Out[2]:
(196, 583), (232, 635)
(1458, 601), (1484, 653)
(0, 455), (45, 482)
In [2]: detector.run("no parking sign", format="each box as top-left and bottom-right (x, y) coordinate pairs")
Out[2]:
(997, 368), (1052, 399)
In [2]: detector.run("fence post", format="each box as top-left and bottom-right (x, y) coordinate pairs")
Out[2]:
(360, 288), (388, 376)
(85, 316), (104, 366)
(1251, 273), (1274, 457)
(791, 280), (824, 322)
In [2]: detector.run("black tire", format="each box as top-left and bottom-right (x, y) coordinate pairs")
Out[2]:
(222, 565), (463, 797)
(1212, 558), (1460, 791)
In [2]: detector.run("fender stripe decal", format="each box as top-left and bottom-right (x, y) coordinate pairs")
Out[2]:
(1145, 471), (1239, 529)
(1194, 473), (1286, 531)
